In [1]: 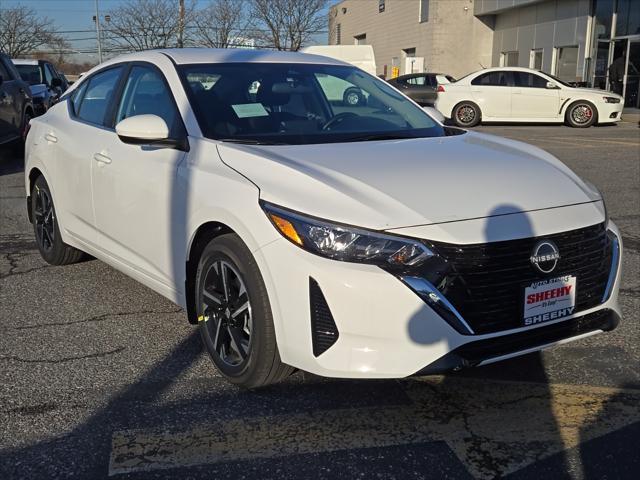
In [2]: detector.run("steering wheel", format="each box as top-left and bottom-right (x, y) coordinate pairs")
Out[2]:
(322, 112), (359, 131)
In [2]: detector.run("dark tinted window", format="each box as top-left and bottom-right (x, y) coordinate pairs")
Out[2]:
(44, 64), (55, 86)
(405, 75), (433, 86)
(513, 72), (548, 88)
(116, 65), (178, 132)
(76, 66), (124, 125)
(15, 64), (42, 85)
(471, 71), (511, 86)
(70, 81), (88, 115)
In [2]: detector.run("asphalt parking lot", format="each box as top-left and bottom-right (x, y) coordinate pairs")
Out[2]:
(1, 122), (639, 479)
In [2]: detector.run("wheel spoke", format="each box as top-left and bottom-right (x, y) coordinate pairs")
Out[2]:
(227, 326), (247, 360)
(203, 289), (223, 307)
(221, 263), (230, 301)
(231, 301), (249, 319)
(212, 316), (224, 353)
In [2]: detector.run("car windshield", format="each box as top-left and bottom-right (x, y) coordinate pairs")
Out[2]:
(179, 63), (445, 145)
(15, 64), (42, 85)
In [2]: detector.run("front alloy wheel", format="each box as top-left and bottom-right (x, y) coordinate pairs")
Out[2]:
(200, 260), (252, 368)
(196, 233), (294, 388)
(566, 101), (597, 128)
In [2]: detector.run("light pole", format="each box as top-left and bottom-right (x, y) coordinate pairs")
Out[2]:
(94, 0), (103, 63)
(178, 0), (185, 48)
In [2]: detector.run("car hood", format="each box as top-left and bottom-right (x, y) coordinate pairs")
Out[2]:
(217, 131), (601, 230)
(29, 84), (47, 97)
(567, 86), (621, 99)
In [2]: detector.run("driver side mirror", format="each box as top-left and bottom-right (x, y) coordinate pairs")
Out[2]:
(115, 114), (188, 150)
(546, 81), (559, 89)
(0, 74), (3, 87)
(51, 77), (63, 89)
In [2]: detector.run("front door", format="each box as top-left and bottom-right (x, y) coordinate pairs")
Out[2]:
(91, 64), (188, 289)
(511, 71), (561, 119)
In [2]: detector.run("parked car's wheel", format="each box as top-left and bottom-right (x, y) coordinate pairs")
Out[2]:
(452, 101), (481, 127)
(343, 87), (364, 106)
(21, 109), (33, 141)
(31, 175), (85, 265)
(196, 233), (294, 388)
(565, 101), (598, 128)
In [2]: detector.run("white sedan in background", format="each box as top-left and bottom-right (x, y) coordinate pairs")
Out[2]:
(436, 67), (624, 128)
(24, 50), (622, 388)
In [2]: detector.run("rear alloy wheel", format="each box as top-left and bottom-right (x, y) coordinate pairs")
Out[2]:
(196, 233), (294, 388)
(453, 102), (481, 127)
(566, 101), (597, 128)
(31, 176), (85, 265)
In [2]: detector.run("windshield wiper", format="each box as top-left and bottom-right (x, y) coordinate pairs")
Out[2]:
(218, 138), (288, 146)
(341, 133), (418, 143)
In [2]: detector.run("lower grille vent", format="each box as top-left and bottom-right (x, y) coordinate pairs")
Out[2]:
(309, 278), (339, 357)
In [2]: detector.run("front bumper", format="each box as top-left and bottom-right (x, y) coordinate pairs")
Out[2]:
(255, 221), (623, 379)
(597, 101), (624, 123)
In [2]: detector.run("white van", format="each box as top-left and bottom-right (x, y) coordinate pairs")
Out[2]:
(302, 45), (377, 76)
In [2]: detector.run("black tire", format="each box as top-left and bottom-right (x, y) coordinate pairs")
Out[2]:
(565, 100), (598, 128)
(452, 101), (481, 127)
(343, 87), (364, 106)
(31, 175), (85, 265)
(196, 233), (294, 388)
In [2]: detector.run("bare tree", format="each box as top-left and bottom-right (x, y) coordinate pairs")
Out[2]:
(0, 6), (67, 58)
(250, 0), (328, 51)
(105, 0), (195, 52)
(193, 0), (252, 48)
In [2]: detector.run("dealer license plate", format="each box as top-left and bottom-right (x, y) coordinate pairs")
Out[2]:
(523, 275), (576, 326)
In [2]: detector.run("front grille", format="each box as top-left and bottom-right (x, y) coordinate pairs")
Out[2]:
(430, 223), (612, 334)
(309, 278), (339, 356)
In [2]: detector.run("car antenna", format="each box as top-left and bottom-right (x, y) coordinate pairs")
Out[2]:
(478, 62), (486, 69)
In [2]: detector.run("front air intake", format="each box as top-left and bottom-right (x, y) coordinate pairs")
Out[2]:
(309, 278), (339, 357)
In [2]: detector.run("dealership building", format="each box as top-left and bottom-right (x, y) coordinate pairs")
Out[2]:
(328, 0), (639, 108)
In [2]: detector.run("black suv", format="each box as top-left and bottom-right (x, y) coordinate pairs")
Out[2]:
(12, 59), (67, 115)
(0, 52), (34, 146)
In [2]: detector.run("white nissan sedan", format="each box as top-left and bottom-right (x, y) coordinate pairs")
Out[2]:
(25, 49), (622, 388)
(435, 67), (624, 128)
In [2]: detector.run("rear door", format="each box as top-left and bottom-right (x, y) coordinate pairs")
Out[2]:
(91, 63), (188, 287)
(53, 65), (126, 244)
(470, 71), (513, 118)
(511, 71), (560, 119)
(398, 75), (436, 105)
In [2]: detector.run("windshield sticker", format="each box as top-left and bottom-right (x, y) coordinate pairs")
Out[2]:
(232, 103), (269, 118)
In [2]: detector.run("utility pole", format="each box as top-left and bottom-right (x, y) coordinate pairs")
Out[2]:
(178, 0), (185, 48)
(94, 0), (103, 63)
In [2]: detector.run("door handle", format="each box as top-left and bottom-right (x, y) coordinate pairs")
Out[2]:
(512, 89), (522, 94)
(93, 152), (112, 165)
(44, 132), (58, 143)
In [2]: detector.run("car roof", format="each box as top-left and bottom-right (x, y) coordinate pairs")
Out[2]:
(12, 59), (40, 65)
(128, 48), (349, 66)
(471, 67), (549, 74)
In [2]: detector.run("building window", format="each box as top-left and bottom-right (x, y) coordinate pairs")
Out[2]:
(419, 0), (429, 23)
(379, 0), (385, 13)
(530, 49), (543, 70)
(354, 33), (366, 45)
(615, 0), (640, 37)
(593, 0), (614, 39)
(336, 23), (341, 45)
(555, 46), (579, 82)
(501, 51), (519, 67)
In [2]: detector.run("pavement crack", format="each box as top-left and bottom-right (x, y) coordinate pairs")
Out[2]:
(0, 346), (126, 364)
(15, 308), (184, 329)
(0, 253), (50, 279)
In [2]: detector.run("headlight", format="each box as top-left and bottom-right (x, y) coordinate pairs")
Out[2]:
(603, 96), (621, 104)
(262, 202), (435, 267)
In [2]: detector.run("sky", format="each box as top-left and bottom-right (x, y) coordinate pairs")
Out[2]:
(1, 0), (332, 63)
